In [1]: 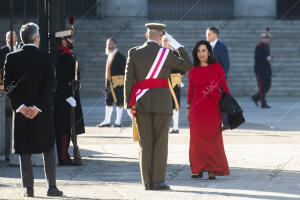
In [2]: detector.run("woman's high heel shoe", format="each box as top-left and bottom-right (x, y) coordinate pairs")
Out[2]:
(208, 172), (216, 180)
(191, 170), (203, 178)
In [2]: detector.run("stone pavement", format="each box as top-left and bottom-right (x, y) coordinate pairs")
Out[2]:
(0, 97), (300, 200)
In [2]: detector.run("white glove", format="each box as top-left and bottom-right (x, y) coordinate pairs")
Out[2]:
(180, 82), (184, 88)
(66, 96), (77, 107)
(165, 32), (183, 50)
(267, 56), (273, 62)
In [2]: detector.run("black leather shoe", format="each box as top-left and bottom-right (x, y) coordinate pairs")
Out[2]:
(24, 187), (34, 197)
(59, 159), (75, 166)
(150, 182), (170, 190)
(113, 123), (122, 127)
(169, 129), (179, 134)
(251, 95), (259, 107)
(144, 184), (151, 190)
(47, 186), (63, 197)
(97, 123), (111, 127)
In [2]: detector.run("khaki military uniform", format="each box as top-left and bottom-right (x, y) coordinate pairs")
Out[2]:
(124, 41), (193, 184)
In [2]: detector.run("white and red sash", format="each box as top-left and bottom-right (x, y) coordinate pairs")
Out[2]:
(129, 48), (170, 110)
(136, 48), (169, 101)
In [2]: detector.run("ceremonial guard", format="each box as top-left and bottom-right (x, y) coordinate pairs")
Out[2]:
(162, 35), (185, 134)
(54, 24), (85, 166)
(98, 37), (128, 127)
(124, 23), (193, 190)
(252, 28), (273, 108)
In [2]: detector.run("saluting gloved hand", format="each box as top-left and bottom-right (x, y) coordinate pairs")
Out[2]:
(66, 96), (77, 107)
(165, 32), (183, 50)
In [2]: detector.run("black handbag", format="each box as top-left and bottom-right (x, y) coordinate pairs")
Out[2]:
(220, 93), (245, 129)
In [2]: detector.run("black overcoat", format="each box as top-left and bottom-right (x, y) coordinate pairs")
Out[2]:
(54, 49), (85, 135)
(4, 45), (55, 154)
(220, 93), (245, 129)
(0, 46), (10, 81)
(254, 42), (272, 75)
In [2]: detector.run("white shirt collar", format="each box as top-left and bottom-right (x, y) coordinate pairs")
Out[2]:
(210, 39), (218, 49)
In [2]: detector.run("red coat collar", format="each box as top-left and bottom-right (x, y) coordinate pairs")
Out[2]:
(257, 42), (268, 47)
(59, 45), (72, 55)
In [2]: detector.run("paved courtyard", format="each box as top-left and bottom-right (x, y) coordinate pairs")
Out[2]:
(0, 97), (300, 200)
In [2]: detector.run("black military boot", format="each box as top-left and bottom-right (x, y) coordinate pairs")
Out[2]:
(47, 186), (63, 196)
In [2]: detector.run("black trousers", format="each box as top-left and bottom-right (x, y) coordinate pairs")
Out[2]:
(172, 85), (181, 109)
(105, 84), (124, 107)
(253, 73), (272, 106)
(19, 145), (56, 187)
(56, 133), (71, 162)
(5, 97), (12, 160)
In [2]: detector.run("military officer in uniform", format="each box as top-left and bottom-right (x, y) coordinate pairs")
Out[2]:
(162, 35), (185, 134)
(252, 28), (273, 108)
(98, 37), (128, 127)
(124, 23), (193, 190)
(54, 29), (85, 165)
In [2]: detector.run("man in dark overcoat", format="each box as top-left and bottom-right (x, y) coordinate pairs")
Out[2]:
(4, 22), (63, 197)
(0, 31), (18, 160)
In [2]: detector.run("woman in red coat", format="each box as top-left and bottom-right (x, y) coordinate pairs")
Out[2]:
(187, 40), (230, 180)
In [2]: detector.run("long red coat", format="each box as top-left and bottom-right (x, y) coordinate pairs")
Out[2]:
(187, 63), (230, 176)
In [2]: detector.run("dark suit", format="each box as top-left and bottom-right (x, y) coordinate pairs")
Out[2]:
(54, 47), (85, 162)
(4, 44), (56, 187)
(0, 45), (12, 160)
(105, 51), (126, 107)
(213, 40), (230, 128)
(213, 40), (230, 76)
(0, 46), (10, 84)
(124, 41), (193, 184)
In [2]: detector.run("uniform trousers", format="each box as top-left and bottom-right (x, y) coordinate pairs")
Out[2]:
(56, 133), (71, 162)
(253, 73), (272, 106)
(136, 110), (171, 184)
(105, 83), (124, 107)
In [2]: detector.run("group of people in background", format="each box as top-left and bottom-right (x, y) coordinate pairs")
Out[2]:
(0, 22), (88, 197)
(0, 20), (273, 196)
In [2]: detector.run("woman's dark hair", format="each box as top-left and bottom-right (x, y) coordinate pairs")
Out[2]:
(192, 40), (216, 66)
